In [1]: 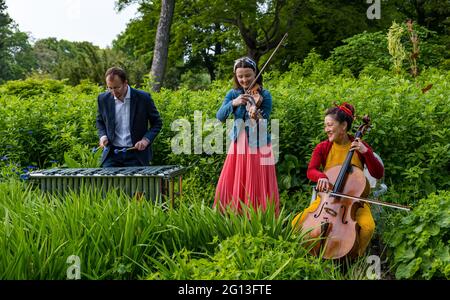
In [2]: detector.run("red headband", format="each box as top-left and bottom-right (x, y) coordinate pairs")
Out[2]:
(334, 102), (354, 119)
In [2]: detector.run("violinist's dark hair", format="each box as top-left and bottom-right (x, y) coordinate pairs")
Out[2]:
(325, 103), (355, 132)
(232, 57), (263, 89)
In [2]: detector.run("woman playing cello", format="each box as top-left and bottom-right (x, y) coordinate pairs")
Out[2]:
(292, 102), (384, 257)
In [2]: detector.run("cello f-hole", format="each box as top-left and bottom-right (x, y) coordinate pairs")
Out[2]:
(314, 201), (327, 218)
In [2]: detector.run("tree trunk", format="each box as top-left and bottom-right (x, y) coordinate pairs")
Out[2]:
(150, 0), (175, 92)
(414, 0), (426, 26)
(202, 50), (216, 82)
(231, 1), (288, 66)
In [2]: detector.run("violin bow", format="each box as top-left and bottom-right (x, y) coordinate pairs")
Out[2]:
(246, 32), (288, 94)
(245, 33), (288, 118)
(327, 191), (411, 211)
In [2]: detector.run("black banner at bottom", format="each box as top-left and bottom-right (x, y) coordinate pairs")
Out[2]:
(0, 280), (445, 298)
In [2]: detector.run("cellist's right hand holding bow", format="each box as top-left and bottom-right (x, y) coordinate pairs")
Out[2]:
(317, 177), (332, 192)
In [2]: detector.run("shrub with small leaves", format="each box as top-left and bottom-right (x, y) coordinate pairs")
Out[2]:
(383, 191), (450, 279)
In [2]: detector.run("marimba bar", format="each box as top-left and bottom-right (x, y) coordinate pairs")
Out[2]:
(28, 166), (185, 206)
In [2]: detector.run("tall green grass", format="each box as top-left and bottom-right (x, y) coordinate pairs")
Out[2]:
(0, 179), (378, 279)
(0, 179), (288, 279)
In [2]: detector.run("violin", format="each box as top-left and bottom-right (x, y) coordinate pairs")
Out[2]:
(243, 33), (288, 120)
(245, 83), (263, 120)
(300, 115), (410, 259)
(247, 83), (263, 108)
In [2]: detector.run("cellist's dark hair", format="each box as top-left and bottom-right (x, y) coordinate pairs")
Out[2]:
(325, 103), (355, 132)
(232, 57), (263, 89)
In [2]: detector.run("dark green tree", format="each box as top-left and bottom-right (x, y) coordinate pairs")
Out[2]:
(330, 23), (447, 76)
(396, 0), (450, 34)
(33, 38), (134, 86)
(0, 0), (36, 83)
(114, 0), (448, 88)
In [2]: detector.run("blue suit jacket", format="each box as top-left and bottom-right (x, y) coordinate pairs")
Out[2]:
(96, 87), (163, 166)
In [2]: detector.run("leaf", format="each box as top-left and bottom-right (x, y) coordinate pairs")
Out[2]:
(402, 214), (416, 225)
(413, 223), (424, 233)
(444, 264), (450, 279)
(395, 257), (422, 279)
(395, 244), (416, 261)
(63, 152), (81, 168)
(434, 245), (449, 263)
(387, 231), (403, 247)
(427, 224), (440, 236)
(421, 257), (437, 280)
(281, 175), (292, 190)
(267, 257), (292, 280)
(415, 232), (430, 248)
(437, 214), (450, 228)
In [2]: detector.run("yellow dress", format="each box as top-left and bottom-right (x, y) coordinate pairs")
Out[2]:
(292, 142), (375, 256)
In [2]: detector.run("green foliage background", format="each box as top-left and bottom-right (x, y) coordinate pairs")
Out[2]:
(2, 55), (448, 203)
(2, 0), (450, 88)
(1, 0), (449, 280)
(0, 56), (448, 280)
(383, 191), (449, 279)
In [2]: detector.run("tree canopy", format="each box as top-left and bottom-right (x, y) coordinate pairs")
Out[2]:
(0, 0), (448, 87)
(115, 0), (445, 88)
(0, 0), (35, 83)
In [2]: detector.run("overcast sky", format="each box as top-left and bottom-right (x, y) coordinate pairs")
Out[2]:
(5, 0), (139, 48)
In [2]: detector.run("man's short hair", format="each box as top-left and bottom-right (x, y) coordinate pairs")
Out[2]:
(105, 67), (128, 82)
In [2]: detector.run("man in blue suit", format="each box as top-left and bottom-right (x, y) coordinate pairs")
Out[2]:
(96, 67), (162, 167)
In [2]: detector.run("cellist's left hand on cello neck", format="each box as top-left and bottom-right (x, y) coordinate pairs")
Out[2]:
(350, 138), (368, 154)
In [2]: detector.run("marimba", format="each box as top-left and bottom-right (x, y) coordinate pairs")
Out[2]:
(28, 166), (185, 206)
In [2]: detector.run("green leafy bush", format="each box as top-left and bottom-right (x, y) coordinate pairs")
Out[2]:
(0, 58), (448, 208)
(330, 31), (390, 76)
(0, 81), (100, 167)
(330, 25), (446, 76)
(383, 191), (450, 279)
(63, 144), (102, 168)
(0, 77), (67, 98)
(0, 58), (448, 279)
(147, 232), (339, 280)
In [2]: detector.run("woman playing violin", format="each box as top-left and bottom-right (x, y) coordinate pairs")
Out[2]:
(292, 102), (384, 256)
(213, 57), (279, 215)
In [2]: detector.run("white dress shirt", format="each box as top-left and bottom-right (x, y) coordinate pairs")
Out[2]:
(113, 85), (133, 147)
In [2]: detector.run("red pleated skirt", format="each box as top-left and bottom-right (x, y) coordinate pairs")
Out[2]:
(213, 131), (280, 215)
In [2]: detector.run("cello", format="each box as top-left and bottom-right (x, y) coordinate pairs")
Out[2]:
(300, 115), (410, 259)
